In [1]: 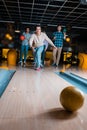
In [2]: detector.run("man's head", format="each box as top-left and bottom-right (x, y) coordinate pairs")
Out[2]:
(57, 25), (62, 32)
(25, 27), (30, 33)
(35, 25), (41, 35)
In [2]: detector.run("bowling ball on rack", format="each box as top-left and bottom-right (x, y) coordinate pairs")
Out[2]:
(66, 37), (70, 42)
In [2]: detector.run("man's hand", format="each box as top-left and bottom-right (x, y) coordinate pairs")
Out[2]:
(53, 37), (56, 41)
(53, 46), (57, 50)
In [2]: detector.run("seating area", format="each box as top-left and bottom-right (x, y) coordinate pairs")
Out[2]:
(1, 48), (87, 70)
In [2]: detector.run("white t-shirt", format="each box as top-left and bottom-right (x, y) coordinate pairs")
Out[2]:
(29, 32), (55, 48)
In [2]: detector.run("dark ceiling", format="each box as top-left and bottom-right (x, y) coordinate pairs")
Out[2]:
(0, 0), (87, 29)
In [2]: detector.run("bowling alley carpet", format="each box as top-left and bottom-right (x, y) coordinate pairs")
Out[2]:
(56, 71), (87, 94)
(0, 69), (16, 97)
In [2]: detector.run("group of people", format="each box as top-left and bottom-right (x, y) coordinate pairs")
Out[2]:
(19, 25), (66, 70)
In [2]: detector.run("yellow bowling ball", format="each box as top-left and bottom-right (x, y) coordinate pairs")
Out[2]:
(5, 33), (10, 39)
(8, 36), (13, 40)
(60, 86), (84, 112)
(60, 69), (65, 73)
(66, 37), (70, 42)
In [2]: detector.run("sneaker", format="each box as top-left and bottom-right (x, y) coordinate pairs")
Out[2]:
(32, 62), (36, 67)
(52, 63), (56, 67)
(55, 65), (58, 69)
(35, 67), (41, 71)
(19, 61), (23, 66)
(40, 64), (44, 68)
(23, 62), (26, 67)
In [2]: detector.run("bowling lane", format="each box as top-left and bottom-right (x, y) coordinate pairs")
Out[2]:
(71, 70), (87, 80)
(0, 67), (87, 130)
(56, 70), (87, 93)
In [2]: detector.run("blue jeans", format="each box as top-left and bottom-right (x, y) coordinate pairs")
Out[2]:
(34, 46), (44, 68)
(33, 48), (37, 64)
(41, 45), (46, 65)
(20, 44), (29, 62)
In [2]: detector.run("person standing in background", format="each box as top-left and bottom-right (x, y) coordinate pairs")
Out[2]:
(52, 25), (66, 68)
(19, 27), (31, 67)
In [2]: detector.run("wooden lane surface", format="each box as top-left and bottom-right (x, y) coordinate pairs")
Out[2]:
(0, 67), (87, 130)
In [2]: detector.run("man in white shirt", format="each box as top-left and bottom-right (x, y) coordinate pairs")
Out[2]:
(29, 25), (56, 70)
